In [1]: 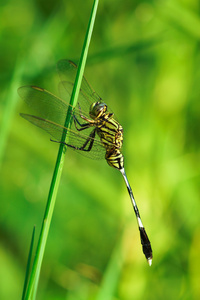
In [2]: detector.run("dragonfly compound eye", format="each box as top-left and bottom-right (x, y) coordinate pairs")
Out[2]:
(89, 102), (107, 119)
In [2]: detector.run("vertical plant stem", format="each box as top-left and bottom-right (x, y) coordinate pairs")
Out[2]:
(22, 227), (35, 300)
(23, 0), (99, 299)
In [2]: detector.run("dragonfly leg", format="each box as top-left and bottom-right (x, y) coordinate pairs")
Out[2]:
(50, 128), (96, 152)
(72, 104), (95, 131)
(75, 103), (94, 123)
(77, 128), (96, 151)
(73, 114), (92, 131)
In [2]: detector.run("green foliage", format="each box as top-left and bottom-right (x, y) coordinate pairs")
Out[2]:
(22, 226), (35, 300)
(0, 0), (200, 299)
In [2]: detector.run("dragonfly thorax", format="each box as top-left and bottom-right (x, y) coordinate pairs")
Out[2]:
(89, 101), (107, 119)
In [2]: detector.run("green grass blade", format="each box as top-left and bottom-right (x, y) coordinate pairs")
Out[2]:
(88, 36), (162, 64)
(0, 7), (69, 169)
(23, 0), (99, 299)
(96, 233), (124, 300)
(0, 59), (25, 168)
(21, 226), (35, 300)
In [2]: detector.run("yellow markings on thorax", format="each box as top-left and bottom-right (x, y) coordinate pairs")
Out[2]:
(95, 113), (124, 170)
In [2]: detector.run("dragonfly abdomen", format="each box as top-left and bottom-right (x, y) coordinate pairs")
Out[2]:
(105, 148), (124, 169)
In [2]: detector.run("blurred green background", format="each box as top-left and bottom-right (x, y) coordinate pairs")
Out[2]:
(0, 0), (200, 299)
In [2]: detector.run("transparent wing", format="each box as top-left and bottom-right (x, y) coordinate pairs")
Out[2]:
(57, 59), (116, 119)
(20, 114), (106, 160)
(57, 59), (103, 104)
(18, 85), (92, 126)
(58, 81), (94, 117)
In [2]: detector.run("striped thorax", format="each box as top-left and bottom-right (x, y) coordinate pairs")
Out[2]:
(89, 101), (124, 170)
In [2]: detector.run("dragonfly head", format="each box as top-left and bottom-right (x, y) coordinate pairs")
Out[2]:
(89, 102), (107, 119)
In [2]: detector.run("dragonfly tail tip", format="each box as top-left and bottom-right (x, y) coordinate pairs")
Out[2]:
(147, 257), (152, 266)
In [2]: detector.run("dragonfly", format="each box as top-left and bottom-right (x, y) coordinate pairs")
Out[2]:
(18, 60), (153, 265)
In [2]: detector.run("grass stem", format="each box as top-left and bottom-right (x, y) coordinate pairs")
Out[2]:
(23, 0), (99, 299)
